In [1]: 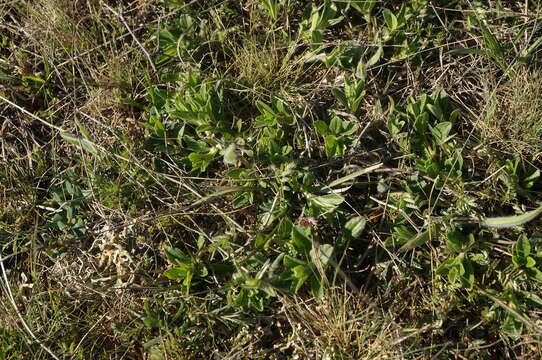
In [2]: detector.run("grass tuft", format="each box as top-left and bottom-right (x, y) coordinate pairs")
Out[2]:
(478, 67), (542, 159)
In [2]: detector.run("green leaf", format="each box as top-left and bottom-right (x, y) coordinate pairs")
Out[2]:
(430, 122), (453, 145)
(324, 135), (337, 158)
(332, 89), (348, 108)
(349, 0), (376, 20)
(314, 120), (329, 135)
(254, 233), (267, 248)
(163, 266), (191, 281)
(310, 243), (334, 268)
(525, 267), (542, 282)
(436, 258), (455, 276)
(520, 290), (542, 307)
(188, 152), (214, 172)
(143, 315), (160, 329)
(292, 265), (312, 292)
(366, 46), (383, 68)
(383, 9), (398, 31)
(276, 217), (294, 239)
(256, 100), (274, 115)
(165, 248), (191, 266)
(459, 256), (475, 289)
(525, 256), (537, 268)
(448, 265), (459, 284)
(222, 143), (238, 166)
(446, 232), (474, 253)
(523, 169), (540, 188)
(310, 273), (324, 298)
(233, 288), (249, 308)
(516, 235), (531, 258)
(513, 235), (533, 268)
(481, 205), (542, 228)
(291, 225), (312, 253)
(329, 116), (342, 135)
(309, 193), (345, 210)
(183, 136), (209, 153)
(283, 255), (306, 269)
(60, 132), (99, 155)
(344, 216), (367, 239)
(399, 226), (434, 252)
(341, 121), (358, 136)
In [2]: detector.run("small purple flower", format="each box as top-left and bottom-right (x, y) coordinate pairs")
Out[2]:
(299, 217), (318, 227)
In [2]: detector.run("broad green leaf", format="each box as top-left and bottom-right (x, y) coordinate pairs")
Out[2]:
(446, 232), (474, 253)
(516, 236), (531, 258)
(309, 193), (345, 210)
(399, 226), (434, 252)
(233, 288), (249, 308)
(448, 265), (459, 284)
(341, 121), (358, 135)
(344, 216), (367, 239)
(366, 46), (383, 68)
(324, 135), (337, 158)
(523, 169), (540, 188)
(427, 104), (445, 122)
(163, 266), (191, 281)
(283, 255), (306, 269)
(310, 243), (334, 268)
(331, 88), (348, 108)
(383, 9), (398, 31)
(276, 217), (294, 239)
(60, 132), (99, 155)
(513, 236), (533, 268)
(459, 256), (475, 289)
(314, 120), (329, 135)
(183, 136), (209, 153)
(292, 265), (312, 292)
(481, 205), (542, 228)
(255, 100), (274, 115)
(165, 248), (191, 266)
(349, 0), (376, 20)
(520, 290), (542, 307)
(254, 233), (267, 248)
(143, 315), (160, 329)
(525, 256), (537, 268)
(188, 152), (214, 172)
(329, 116), (342, 135)
(525, 267), (542, 283)
(430, 122), (453, 145)
(291, 225), (312, 253)
(436, 258), (455, 276)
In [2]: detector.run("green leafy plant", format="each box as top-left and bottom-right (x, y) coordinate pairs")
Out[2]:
(259, 0), (283, 22)
(299, 1), (343, 44)
(47, 177), (91, 239)
(331, 76), (365, 116)
(164, 247), (208, 295)
(387, 90), (461, 182)
(315, 114), (359, 158)
(342, 0), (377, 22)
